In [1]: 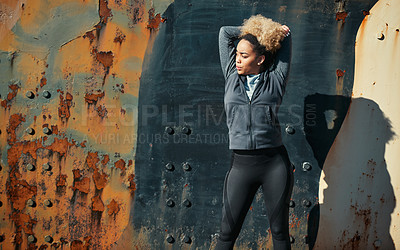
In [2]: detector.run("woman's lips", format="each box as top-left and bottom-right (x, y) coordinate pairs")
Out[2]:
(236, 66), (242, 71)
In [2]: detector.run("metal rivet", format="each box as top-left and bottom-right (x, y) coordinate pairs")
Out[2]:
(26, 91), (35, 99)
(302, 162), (312, 171)
(27, 235), (36, 243)
(289, 235), (295, 243)
(285, 125), (295, 135)
(183, 235), (192, 244)
(165, 163), (174, 171)
(377, 33), (385, 40)
(182, 162), (191, 171)
(44, 199), (52, 207)
(166, 235), (174, 243)
(289, 200), (295, 208)
(0, 235), (4, 242)
(0, 201), (2, 207)
(27, 163), (35, 171)
(43, 91), (51, 99)
(166, 198), (175, 207)
(44, 235), (53, 243)
(43, 127), (52, 135)
(27, 199), (36, 207)
(26, 128), (35, 135)
(181, 126), (191, 135)
(374, 239), (382, 247)
(302, 199), (311, 207)
(165, 126), (174, 135)
(182, 199), (191, 207)
(43, 163), (52, 171)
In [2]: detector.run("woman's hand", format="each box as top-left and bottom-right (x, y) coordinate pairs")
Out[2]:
(281, 25), (290, 36)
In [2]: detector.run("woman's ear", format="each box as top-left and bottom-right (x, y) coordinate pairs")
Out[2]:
(257, 55), (265, 65)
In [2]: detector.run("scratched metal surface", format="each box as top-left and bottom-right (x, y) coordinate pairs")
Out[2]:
(0, 0), (381, 249)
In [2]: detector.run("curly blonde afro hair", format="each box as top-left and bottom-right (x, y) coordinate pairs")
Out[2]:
(240, 14), (286, 53)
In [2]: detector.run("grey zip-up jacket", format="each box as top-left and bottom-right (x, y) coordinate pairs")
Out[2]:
(219, 26), (292, 150)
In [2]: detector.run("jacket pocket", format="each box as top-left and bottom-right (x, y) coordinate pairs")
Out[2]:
(227, 104), (249, 134)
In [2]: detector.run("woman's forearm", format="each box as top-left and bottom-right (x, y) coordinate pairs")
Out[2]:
(219, 26), (241, 80)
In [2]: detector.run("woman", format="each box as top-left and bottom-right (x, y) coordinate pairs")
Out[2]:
(216, 15), (294, 249)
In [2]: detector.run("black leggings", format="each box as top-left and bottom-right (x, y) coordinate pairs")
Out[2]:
(215, 145), (294, 250)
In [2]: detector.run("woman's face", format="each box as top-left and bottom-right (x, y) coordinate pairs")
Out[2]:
(236, 39), (265, 75)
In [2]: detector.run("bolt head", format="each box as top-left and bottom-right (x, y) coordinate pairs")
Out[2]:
(165, 163), (174, 171)
(165, 126), (174, 135)
(27, 199), (35, 207)
(285, 125), (295, 135)
(26, 128), (35, 135)
(302, 199), (311, 207)
(289, 200), (295, 208)
(43, 127), (52, 135)
(302, 162), (312, 171)
(289, 235), (295, 243)
(27, 235), (36, 243)
(183, 235), (192, 244)
(26, 91), (35, 99)
(183, 199), (191, 207)
(181, 126), (191, 135)
(166, 235), (174, 243)
(43, 163), (52, 171)
(44, 235), (53, 243)
(44, 199), (52, 207)
(43, 91), (51, 98)
(183, 162), (191, 171)
(0, 201), (2, 207)
(166, 198), (175, 207)
(27, 163), (35, 171)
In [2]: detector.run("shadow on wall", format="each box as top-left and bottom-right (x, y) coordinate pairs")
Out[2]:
(304, 96), (396, 249)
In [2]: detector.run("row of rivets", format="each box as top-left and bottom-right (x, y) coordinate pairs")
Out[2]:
(165, 162), (191, 172)
(166, 235), (192, 244)
(26, 199), (52, 207)
(26, 163), (52, 172)
(165, 126), (191, 135)
(26, 127), (53, 135)
(27, 235), (54, 243)
(25, 91), (51, 99)
(289, 199), (312, 208)
(166, 198), (192, 208)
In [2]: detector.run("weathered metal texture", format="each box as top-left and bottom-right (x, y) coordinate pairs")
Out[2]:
(0, 0), (171, 248)
(0, 0), (389, 249)
(315, 0), (400, 248)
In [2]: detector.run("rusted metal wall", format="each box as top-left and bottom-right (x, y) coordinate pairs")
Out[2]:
(1, 0), (395, 249)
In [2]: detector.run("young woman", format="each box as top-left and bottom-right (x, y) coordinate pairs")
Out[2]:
(216, 15), (294, 249)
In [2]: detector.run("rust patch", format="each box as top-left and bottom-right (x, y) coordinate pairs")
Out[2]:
(95, 50), (114, 68)
(6, 168), (37, 210)
(128, 174), (136, 196)
(91, 195), (105, 212)
(2, 84), (21, 108)
(362, 10), (370, 16)
(10, 212), (37, 239)
(279, 6), (287, 12)
(80, 141), (87, 147)
(96, 105), (107, 118)
(336, 11), (348, 23)
(83, 30), (96, 43)
(46, 138), (74, 157)
(56, 174), (68, 187)
(71, 170), (90, 194)
(101, 155), (109, 165)
(70, 238), (91, 250)
(85, 152), (100, 171)
(58, 92), (73, 121)
(51, 125), (59, 135)
(147, 8), (165, 30)
(336, 69), (345, 77)
(84, 91), (105, 104)
(93, 171), (108, 190)
(114, 29), (126, 44)
(99, 0), (112, 23)
(6, 113), (26, 145)
(107, 199), (120, 216)
(40, 77), (47, 88)
(114, 159), (126, 173)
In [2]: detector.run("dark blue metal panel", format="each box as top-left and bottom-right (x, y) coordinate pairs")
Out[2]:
(133, 0), (377, 248)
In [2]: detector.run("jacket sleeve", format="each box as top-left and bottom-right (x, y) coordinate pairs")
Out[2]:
(219, 26), (241, 80)
(269, 32), (292, 96)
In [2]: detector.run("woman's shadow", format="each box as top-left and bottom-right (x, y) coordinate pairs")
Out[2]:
(304, 95), (396, 249)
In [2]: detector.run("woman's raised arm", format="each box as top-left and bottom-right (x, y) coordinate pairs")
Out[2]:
(219, 26), (241, 80)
